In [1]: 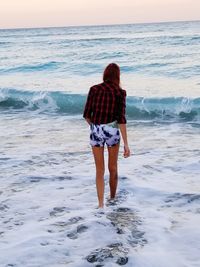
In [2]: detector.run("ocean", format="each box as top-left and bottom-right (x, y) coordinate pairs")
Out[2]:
(0, 21), (200, 267)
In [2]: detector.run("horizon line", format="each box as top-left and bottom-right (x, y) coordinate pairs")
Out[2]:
(0, 19), (200, 31)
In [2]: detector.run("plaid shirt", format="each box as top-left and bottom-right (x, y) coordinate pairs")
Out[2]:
(83, 81), (127, 124)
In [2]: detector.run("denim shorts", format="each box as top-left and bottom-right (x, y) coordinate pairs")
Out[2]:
(90, 121), (120, 147)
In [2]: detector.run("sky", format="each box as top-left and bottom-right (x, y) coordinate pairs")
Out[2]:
(0, 0), (200, 29)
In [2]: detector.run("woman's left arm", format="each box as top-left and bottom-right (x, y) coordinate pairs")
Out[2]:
(83, 87), (93, 124)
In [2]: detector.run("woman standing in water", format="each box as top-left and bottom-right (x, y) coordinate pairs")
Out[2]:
(83, 63), (130, 209)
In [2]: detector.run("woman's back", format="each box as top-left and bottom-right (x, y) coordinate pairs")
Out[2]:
(83, 81), (126, 124)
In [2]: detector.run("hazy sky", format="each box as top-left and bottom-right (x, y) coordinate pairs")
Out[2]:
(0, 0), (200, 29)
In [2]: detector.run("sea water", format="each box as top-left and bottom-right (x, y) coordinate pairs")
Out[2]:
(0, 21), (200, 267)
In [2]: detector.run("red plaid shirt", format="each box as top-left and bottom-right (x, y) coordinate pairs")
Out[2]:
(83, 81), (127, 124)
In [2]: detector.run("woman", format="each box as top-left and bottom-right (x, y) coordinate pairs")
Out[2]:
(83, 63), (130, 209)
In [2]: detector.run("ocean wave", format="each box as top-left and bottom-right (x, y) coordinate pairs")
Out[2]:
(0, 88), (200, 123)
(0, 61), (61, 74)
(0, 41), (11, 45)
(191, 36), (200, 40)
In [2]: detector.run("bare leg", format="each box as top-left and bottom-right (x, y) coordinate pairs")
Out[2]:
(107, 143), (120, 199)
(92, 146), (105, 208)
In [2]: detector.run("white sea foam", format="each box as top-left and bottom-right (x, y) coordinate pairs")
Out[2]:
(0, 115), (200, 266)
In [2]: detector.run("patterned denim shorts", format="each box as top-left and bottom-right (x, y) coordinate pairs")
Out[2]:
(90, 121), (120, 147)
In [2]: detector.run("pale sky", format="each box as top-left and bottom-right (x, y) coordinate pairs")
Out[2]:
(0, 0), (200, 29)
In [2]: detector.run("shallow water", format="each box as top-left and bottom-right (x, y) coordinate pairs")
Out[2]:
(0, 114), (200, 266)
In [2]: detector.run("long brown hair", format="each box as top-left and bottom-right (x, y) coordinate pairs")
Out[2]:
(103, 63), (120, 87)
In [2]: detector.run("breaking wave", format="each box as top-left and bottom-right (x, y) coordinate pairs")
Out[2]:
(0, 88), (200, 123)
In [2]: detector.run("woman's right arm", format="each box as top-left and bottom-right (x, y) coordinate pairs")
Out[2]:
(117, 89), (130, 158)
(118, 124), (130, 158)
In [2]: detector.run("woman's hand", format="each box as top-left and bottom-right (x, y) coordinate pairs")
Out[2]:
(124, 144), (130, 158)
(85, 118), (91, 125)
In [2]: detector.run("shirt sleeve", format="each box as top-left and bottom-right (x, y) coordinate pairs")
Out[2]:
(116, 89), (127, 124)
(83, 87), (93, 119)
